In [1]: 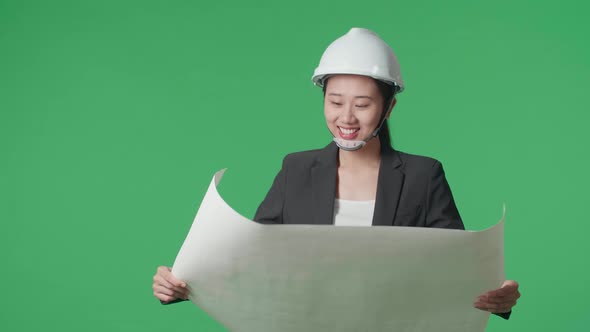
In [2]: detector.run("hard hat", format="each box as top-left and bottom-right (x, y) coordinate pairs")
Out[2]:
(312, 27), (404, 93)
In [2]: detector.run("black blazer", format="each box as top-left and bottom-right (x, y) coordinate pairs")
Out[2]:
(254, 142), (464, 229)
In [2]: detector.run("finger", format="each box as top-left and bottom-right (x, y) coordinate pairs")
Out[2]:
(154, 291), (177, 303)
(483, 290), (520, 304)
(474, 301), (500, 312)
(476, 290), (520, 304)
(487, 286), (514, 297)
(157, 266), (186, 287)
(177, 286), (191, 299)
(162, 270), (187, 288)
(477, 293), (518, 304)
(155, 267), (172, 286)
(497, 280), (519, 294)
(154, 292), (188, 303)
(502, 280), (519, 288)
(160, 279), (188, 293)
(153, 274), (187, 294)
(486, 284), (519, 298)
(153, 285), (175, 297)
(157, 266), (171, 273)
(473, 303), (492, 312)
(157, 266), (172, 277)
(153, 285), (189, 300)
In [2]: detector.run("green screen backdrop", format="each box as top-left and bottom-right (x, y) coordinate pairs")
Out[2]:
(1, 0), (589, 331)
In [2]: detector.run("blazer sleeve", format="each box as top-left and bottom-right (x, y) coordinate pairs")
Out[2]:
(253, 158), (287, 224)
(425, 161), (465, 230)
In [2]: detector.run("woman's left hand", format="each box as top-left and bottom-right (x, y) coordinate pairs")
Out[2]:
(474, 280), (520, 313)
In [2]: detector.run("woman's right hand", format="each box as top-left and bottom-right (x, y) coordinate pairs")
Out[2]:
(152, 266), (190, 303)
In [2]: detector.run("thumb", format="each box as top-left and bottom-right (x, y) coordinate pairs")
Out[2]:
(502, 280), (518, 289)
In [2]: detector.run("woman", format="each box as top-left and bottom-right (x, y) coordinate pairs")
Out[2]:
(153, 28), (520, 318)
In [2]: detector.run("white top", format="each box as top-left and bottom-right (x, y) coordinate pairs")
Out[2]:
(333, 198), (375, 226)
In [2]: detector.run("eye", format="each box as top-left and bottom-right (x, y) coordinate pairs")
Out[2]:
(331, 101), (343, 106)
(356, 104), (369, 108)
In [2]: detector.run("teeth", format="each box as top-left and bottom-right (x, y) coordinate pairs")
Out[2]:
(339, 127), (359, 135)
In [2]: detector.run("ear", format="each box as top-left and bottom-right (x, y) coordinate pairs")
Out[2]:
(385, 98), (397, 119)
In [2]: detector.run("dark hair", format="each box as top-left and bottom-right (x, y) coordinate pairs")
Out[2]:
(322, 77), (397, 148)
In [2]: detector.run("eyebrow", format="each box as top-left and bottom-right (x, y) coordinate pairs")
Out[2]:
(327, 93), (373, 100)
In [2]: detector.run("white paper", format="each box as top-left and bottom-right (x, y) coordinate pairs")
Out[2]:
(172, 170), (505, 332)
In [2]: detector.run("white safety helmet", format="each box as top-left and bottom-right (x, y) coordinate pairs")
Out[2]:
(312, 27), (404, 93)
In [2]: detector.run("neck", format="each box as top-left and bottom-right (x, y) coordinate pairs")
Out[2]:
(338, 137), (382, 168)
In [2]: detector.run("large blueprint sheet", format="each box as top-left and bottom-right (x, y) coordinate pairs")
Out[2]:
(172, 170), (505, 332)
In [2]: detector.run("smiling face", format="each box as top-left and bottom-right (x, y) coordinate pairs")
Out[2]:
(324, 74), (387, 143)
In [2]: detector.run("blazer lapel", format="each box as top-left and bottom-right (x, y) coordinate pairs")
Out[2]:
(310, 142), (404, 226)
(372, 146), (405, 226)
(311, 143), (338, 225)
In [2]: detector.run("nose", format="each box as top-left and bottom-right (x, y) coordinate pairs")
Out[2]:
(341, 104), (355, 123)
